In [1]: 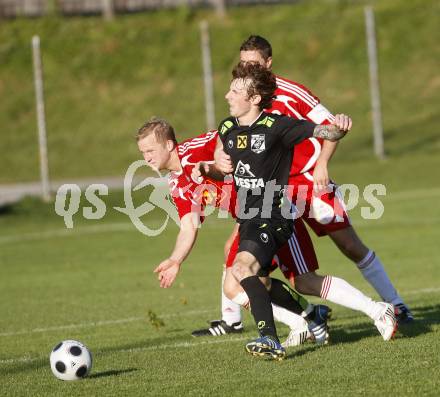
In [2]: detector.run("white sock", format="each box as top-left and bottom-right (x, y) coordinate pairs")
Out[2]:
(321, 276), (383, 320)
(271, 304), (308, 331)
(221, 268), (242, 325)
(231, 291), (250, 309)
(230, 292), (307, 331)
(357, 250), (403, 306)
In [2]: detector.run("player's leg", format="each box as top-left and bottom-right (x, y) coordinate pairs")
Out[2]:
(192, 232), (312, 339)
(220, 224), (242, 327)
(235, 221), (294, 360)
(328, 226), (413, 322)
(227, 232), (312, 325)
(233, 251), (285, 360)
(234, 220), (328, 343)
(222, 266), (315, 344)
(275, 219), (332, 345)
(191, 225), (243, 337)
(279, 217), (397, 341)
(297, 174), (412, 323)
(293, 272), (397, 340)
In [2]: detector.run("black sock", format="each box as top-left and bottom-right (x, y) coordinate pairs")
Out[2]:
(240, 276), (278, 341)
(269, 278), (306, 315)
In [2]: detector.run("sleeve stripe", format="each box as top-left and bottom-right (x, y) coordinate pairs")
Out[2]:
(178, 131), (218, 154)
(276, 77), (320, 105)
(179, 141), (213, 153)
(179, 131), (217, 146)
(276, 80), (318, 108)
(271, 96), (306, 120)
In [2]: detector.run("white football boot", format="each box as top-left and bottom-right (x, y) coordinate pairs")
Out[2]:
(374, 302), (398, 341)
(282, 326), (312, 348)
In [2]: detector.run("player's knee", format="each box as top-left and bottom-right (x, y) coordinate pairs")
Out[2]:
(294, 273), (321, 296)
(231, 262), (245, 281)
(338, 238), (366, 261)
(231, 259), (253, 282)
(331, 228), (368, 261)
(223, 276), (240, 300)
(293, 280), (310, 295)
(223, 286), (235, 301)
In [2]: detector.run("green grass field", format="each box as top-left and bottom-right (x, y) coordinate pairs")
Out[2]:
(1, 174), (440, 395)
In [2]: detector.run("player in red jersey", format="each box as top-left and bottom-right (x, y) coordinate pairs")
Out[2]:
(136, 118), (235, 288)
(199, 35), (411, 337)
(136, 117), (328, 343)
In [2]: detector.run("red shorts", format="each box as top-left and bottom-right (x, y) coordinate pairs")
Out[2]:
(226, 218), (319, 280)
(288, 172), (351, 237)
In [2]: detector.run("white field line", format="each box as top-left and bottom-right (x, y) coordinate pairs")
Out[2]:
(0, 308), (217, 338)
(0, 335), (249, 365)
(405, 287), (440, 295)
(0, 222), (134, 245)
(3, 285), (437, 339)
(0, 187), (438, 246)
(0, 219), (224, 245)
(1, 286), (440, 365)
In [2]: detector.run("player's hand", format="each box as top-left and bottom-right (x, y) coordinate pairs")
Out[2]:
(214, 148), (233, 174)
(332, 114), (352, 132)
(191, 162), (210, 184)
(313, 161), (330, 193)
(153, 258), (181, 288)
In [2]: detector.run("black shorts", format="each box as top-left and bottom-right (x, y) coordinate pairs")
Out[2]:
(237, 219), (294, 276)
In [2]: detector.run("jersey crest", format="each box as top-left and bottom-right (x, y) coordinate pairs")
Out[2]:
(251, 134), (265, 154)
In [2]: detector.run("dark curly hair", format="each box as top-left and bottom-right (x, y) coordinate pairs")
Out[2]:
(239, 35), (272, 61)
(232, 61), (276, 110)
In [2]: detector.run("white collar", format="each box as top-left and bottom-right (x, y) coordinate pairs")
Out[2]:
(236, 111), (264, 127)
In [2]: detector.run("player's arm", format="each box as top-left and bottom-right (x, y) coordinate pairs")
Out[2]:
(313, 116), (350, 141)
(313, 114), (351, 188)
(313, 140), (338, 192)
(306, 103), (338, 190)
(153, 212), (199, 288)
(214, 138), (233, 174)
(279, 114), (349, 148)
(192, 137), (229, 181)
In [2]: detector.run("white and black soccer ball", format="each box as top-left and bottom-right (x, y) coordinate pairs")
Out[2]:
(50, 340), (93, 381)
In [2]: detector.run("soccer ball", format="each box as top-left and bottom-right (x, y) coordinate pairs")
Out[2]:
(49, 340), (93, 381)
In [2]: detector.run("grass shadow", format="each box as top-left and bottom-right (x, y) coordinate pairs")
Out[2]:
(284, 345), (321, 360)
(328, 303), (439, 344)
(398, 303), (440, 337)
(0, 358), (47, 376)
(88, 368), (138, 379)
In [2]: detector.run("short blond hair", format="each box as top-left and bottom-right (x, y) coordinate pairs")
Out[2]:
(136, 117), (178, 147)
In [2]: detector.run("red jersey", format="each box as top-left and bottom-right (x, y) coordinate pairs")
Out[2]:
(265, 76), (335, 176)
(168, 130), (236, 220)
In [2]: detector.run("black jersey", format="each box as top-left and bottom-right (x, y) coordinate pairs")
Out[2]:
(218, 112), (315, 223)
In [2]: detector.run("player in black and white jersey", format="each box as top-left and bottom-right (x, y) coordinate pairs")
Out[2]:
(194, 62), (350, 360)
